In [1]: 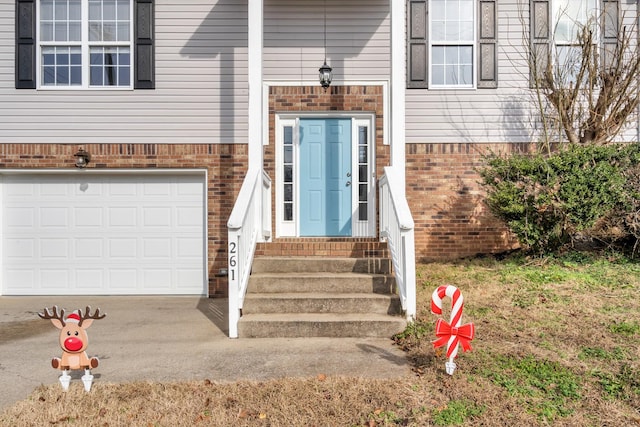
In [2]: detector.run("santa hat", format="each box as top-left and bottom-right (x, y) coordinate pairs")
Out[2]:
(66, 312), (81, 323)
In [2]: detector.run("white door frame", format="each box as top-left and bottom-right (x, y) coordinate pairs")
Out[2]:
(275, 112), (376, 238)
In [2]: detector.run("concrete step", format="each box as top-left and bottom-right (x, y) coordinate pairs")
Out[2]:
(247, 272), (396, 294)
(237, 313), (407, 338)
(242, 292), (402, 315)
(251, 257), (391, 274)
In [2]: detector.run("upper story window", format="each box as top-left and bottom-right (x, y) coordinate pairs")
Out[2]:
(406, 0), (498, 90)
(15, 0), (155, 90)
(39, 0), (132, 88)
(530, 0), (617, 88)
(552, 0), (598, 83)
(429, 0), (475, 88)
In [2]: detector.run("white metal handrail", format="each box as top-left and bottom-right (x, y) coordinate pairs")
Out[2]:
(379, 166), (416, 321)
(227, 168), (271, 338)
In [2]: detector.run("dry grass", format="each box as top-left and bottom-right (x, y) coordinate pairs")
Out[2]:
(2, 254), (640, 426)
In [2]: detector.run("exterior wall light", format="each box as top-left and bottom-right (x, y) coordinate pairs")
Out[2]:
(74, 148), (91, 168)
(319, 62), (333, 90)
(319, 0), (332, 90)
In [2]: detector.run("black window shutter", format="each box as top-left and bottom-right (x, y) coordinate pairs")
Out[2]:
(478, 0), (498, 88)
(529, 0), (550, 88)
(601, 0), (618, 70)
(134, 0), (155, 89)
(15, 0), (36, 89)
(407, 0), (428, 89)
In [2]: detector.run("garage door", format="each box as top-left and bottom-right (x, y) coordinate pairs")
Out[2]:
(2, 173), (206, 295)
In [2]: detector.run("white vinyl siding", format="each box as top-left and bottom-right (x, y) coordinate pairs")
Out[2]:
(2, 0), (388, 144)
(1, 0), (249, 143)
(263, 0), (390, 82)
(406, 0), (639, 144)
(2, 0), (637, 145)
(406, 0), (538, 143)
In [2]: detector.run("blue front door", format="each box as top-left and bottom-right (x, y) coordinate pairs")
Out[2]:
(299, 118), (352, 236)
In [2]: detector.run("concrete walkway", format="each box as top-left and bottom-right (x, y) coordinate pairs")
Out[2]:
(0, 296), (411, 411)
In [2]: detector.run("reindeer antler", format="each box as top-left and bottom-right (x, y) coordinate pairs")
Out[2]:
(38, 305), (66, 326)
(78, 306), (106, 326)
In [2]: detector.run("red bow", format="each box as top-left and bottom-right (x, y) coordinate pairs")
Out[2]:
(432, 318), (475, 357)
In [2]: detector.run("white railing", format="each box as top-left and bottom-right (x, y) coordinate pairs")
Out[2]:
(379, 166), (416, 321)
(227, 168), (272, 338)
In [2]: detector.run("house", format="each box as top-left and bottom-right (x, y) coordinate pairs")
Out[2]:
(2, 0), (635, 337)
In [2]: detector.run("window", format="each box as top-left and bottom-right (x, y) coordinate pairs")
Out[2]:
(530, 0), (616, 88)
(430, 0), (475, 87)
(39, 0), (132, 88)
(282, 126), (294, 222)
(553, 0), (598, 84)
(406, 0), (497, 89)
(15, 0), (155, 90)
(357, 126), (369, 221)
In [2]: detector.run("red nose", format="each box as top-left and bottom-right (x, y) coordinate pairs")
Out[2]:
(64, 337), (83, 352)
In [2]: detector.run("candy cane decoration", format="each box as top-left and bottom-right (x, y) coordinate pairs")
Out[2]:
(431, 285), (475, 375)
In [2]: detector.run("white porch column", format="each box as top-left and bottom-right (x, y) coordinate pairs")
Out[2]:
(248, 0), (263, 170)
(390, 0), (407, 194)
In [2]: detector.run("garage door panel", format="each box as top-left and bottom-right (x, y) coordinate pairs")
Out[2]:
(5, 270), (34, 291)
(109, 207), (138, 227)
(5, 208), (34, 228)
(40, 182), (68, 197)
(41, 270), (69, 289)
(143, 238), (172, 258)
(145, 270), (172, 289)
(109, 239), (137, 258)
(6, 181), (34, 197)
(177, 207), (203, 227)
(75, 207), (103, 227)
(177, 269), (203, 289)
(76, 239), (103, 258)
(41, 208), (69, 227)
(143, 207), (172, 227)
(76, 269), (104, 290)
(41, 239), (69, 258)
(6, 239), (34, 258)
(109, 270), (138, 289)
(144, 182), (171, 196)
(2, 173), (206, 296)
(177, 238), (202, 258)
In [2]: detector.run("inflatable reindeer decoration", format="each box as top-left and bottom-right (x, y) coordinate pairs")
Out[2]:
(38, 305), (106, 391)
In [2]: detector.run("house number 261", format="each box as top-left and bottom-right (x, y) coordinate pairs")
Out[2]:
(228, 242), (237, 281)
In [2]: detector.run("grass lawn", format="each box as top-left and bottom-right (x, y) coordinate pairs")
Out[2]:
(2, 253), (639, 426)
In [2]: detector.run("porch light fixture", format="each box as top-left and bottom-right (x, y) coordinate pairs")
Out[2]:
(319, 0), (332, 90)
(74, 148), (91, 168)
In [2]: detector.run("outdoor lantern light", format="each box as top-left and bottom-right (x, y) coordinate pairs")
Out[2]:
(319, 0), (332, 90)
(319, 61), (333, 90)
(74, 148), (91, 168)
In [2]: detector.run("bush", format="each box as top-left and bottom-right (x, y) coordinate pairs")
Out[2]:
(478, 144), (640, 255)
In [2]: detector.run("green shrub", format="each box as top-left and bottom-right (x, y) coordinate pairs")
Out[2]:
(478, 144), (640, 255)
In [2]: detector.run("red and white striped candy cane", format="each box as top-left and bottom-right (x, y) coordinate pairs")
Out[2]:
(431, 285), (474, 375)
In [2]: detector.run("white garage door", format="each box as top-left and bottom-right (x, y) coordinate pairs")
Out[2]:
(2, 173), (207, 295)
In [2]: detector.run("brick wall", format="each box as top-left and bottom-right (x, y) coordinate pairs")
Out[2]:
(406, 143), (526, 261)
(0, 143), (248, 296)
(265, 85), (524, 260)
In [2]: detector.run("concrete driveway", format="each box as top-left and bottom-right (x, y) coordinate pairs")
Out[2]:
(0, 296), (411, 410)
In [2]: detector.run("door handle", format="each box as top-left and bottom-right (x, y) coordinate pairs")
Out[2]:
(346, 172), (351, 177)
(346, 181), (351, 187)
